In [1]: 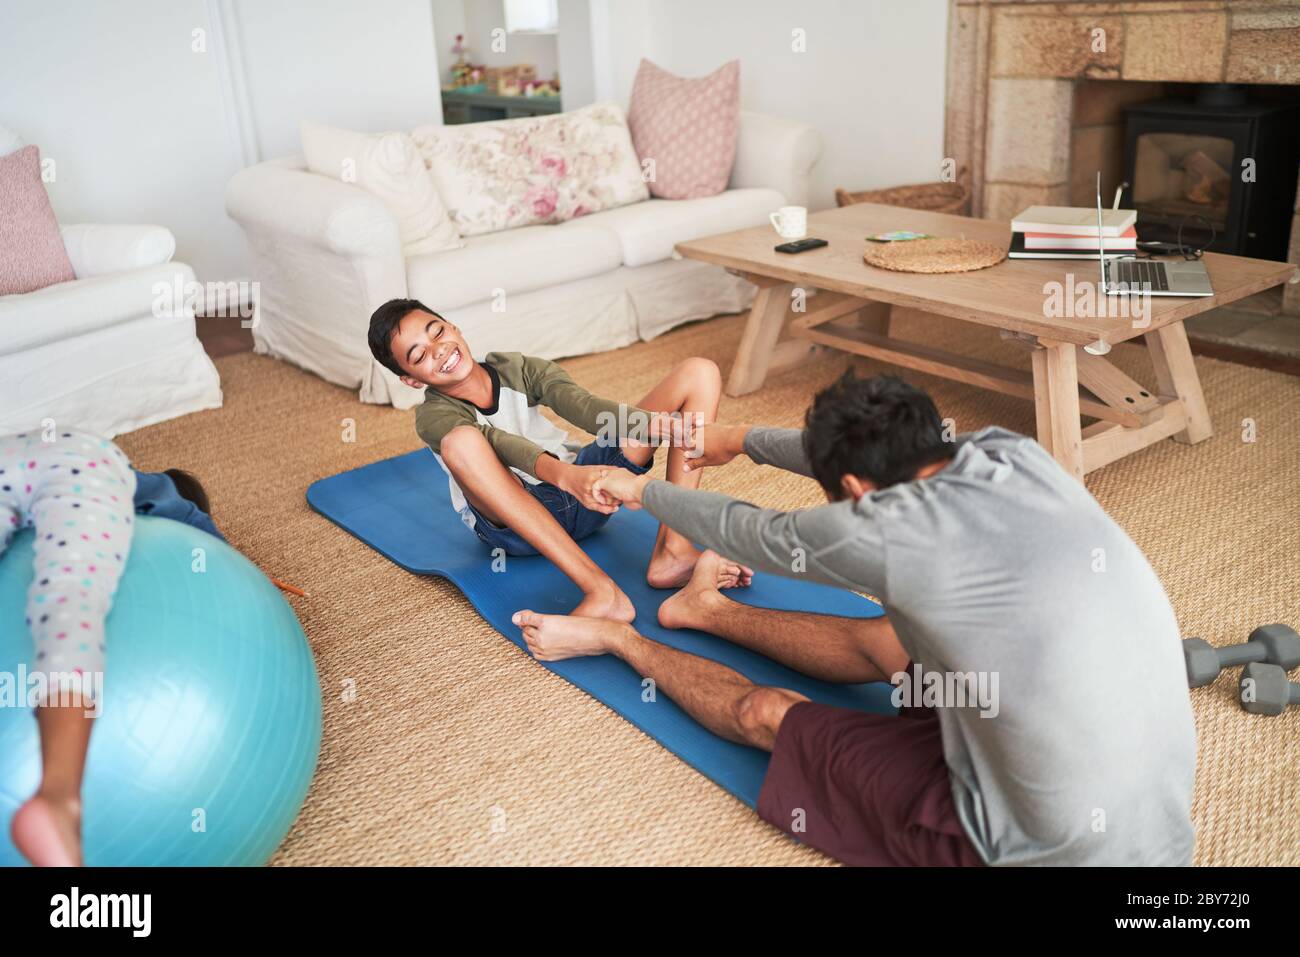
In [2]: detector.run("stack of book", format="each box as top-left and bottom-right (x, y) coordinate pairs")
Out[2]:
(1009, 206), (1137, 260)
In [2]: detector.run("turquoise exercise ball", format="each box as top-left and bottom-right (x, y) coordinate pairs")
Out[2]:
(0, 516), (321, 866)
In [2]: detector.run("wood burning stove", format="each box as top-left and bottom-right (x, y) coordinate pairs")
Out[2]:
(1121, 85), (1300, 260)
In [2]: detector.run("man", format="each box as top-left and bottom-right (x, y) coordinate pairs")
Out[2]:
(512, 373), (1197, 866)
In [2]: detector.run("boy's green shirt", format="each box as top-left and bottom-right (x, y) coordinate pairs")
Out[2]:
(415, 351), (651, 480)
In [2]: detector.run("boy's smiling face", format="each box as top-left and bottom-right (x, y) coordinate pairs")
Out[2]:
(391, 309), (475, 390)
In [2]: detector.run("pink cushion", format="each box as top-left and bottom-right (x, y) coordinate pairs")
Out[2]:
(0, 145), (76, 296)
(627, 59), (740, 200)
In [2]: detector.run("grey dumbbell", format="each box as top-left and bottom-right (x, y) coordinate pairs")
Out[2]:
(1239, 662), (1300, 716)
(1182, 624), (1300, 688)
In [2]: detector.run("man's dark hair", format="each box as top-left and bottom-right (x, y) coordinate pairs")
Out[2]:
(367, 298), (442, 376)
(803, 373), (950, 496)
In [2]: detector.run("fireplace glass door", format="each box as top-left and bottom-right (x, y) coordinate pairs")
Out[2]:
(1132, 132), (1234, 234)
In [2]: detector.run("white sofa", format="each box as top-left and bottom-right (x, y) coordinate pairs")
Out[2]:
(0, 224), (223, 438)
(225, 111), (822, 409)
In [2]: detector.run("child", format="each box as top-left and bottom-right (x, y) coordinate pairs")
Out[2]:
(2, 427), (136, 866)
(367, 298), (750, 620)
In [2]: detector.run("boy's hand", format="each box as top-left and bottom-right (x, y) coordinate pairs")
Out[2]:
(682, 423), (750, 474)
(558, 464), (621, 514)
(594, 469), (651, 509)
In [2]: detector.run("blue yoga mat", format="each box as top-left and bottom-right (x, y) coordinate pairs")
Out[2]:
(307, 449), (897, 808)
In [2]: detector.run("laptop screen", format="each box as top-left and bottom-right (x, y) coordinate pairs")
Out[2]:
(1096, 171), (1106, 294)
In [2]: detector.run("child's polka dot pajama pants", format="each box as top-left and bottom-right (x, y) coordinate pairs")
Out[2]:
(0, 429), (136, 703)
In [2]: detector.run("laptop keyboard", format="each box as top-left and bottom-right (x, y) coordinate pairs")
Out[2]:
(1109, 259), (1169, 292)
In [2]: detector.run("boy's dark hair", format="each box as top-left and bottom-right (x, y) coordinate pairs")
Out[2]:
(803, 373), (950, 496)
(367, 298), (442, 376)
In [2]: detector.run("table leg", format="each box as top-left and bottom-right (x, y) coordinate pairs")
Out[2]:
(1145, 321), (1212, 444)
(726, 282), (793, 396)
(855, 300), (893, 336)
(1031, 341), (1084, 479)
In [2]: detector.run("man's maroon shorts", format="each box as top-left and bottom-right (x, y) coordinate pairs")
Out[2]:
(756, 697), (985, 866)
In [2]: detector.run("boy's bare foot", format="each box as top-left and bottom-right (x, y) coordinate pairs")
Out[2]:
(657, 550), (747, 630)
(572, 580), (636, 622)
(513, 609), (631, 661)
(11, 793), (82, 867)
(647, 540), (753, 590)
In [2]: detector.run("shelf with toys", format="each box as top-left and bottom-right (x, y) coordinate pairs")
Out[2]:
(441, 32), (561, 123)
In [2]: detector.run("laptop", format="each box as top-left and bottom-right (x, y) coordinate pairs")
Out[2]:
(1097, 173), (1212, 297)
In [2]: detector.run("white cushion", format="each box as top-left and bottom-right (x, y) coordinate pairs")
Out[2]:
(61, 224), (175, 278)
(563, 188), (784, 267)
(0, 262), (194, 355)
(405, 222), (622, 310)
(300, 120), (461, 256)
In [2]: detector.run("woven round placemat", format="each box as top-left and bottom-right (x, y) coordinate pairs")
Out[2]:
(863, 237), (1006, 274)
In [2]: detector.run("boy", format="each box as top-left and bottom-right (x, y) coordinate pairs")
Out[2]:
(515, 374), (1196, 866)
(367, 298), (750, 621)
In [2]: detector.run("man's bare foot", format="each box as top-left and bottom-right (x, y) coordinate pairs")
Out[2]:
(513, 609), (632, 661)
(572, 580), (635, 622)
(11, 793), (82, 866)
(657, 549), (746, 630)
(646, 540), (753, 590)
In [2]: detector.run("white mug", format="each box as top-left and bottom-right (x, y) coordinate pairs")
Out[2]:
(770, 206), (807, 240)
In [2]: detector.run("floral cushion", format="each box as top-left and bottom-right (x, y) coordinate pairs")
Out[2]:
(411, 102), (648, 237)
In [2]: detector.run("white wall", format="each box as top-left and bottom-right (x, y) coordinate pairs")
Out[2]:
(432, 0), (469, 84)
(0, 0), (247, 281)
(0, 0), (948, 280)
(235, 0), (445, 160)
(461, 0), (560, 80)
(556, 0), (596, 108)
(589, 0), (950, 211)
(0, 0), (445, 283)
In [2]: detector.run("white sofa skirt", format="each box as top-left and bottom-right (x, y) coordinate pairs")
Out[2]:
(377, 258), (756, 409)
(253, 256), (756, 410)
(0, 312), (223, 439)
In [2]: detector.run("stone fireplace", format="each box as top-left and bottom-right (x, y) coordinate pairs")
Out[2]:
(945, 0), (1300, 315)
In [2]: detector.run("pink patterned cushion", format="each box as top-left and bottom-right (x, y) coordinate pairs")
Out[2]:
(627, 59), (740, 200)
(0, 145), (75, 296)
(412, 103), (648, 237)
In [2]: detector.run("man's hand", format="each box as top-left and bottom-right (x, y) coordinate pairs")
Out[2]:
(594, 468), (652, 510)
(557, 464), (620, 514)
(682, 423), (750, 474)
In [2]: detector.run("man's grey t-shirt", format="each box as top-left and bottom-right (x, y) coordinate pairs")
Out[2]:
(643, 426), (1197, 866)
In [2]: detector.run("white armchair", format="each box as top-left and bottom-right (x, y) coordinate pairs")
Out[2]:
(0, 223), (223, 438)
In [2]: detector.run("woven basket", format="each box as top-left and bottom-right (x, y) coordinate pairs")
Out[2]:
(836, 169), (970, 215)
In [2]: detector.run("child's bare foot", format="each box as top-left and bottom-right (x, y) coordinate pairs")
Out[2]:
(572, 580), (635, 622)
(658, 550), (749, 630)
(647, 540), (753, 590)
(513, 609), (632, 661)
(11, 793), (82, 866)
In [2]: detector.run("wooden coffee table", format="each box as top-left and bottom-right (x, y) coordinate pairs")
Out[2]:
(676, 203), (1297, 478)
